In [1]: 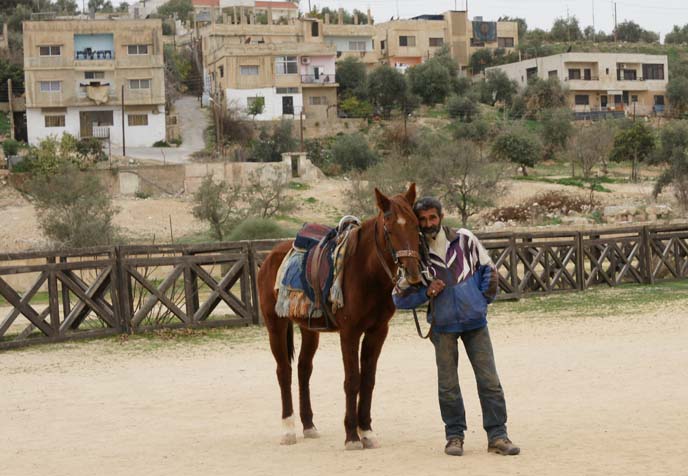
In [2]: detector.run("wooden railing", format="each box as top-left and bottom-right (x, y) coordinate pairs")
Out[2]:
(1, 224), (687, 350)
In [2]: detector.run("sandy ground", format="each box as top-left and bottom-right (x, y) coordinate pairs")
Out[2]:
(2, 304), (687, 476)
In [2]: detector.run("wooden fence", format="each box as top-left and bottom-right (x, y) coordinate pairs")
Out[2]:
(1, 224), (687, 350)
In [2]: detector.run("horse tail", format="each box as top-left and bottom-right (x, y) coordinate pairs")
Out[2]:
(287, 321), (295, 363)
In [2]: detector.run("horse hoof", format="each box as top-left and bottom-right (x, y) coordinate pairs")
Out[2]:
(303, 428), (320, 439)
(345, 440), (364, 451)
(280, 433), (297, 445)
(361, 436), (380, 449)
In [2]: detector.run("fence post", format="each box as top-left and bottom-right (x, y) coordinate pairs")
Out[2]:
(113, 246), (131, 334)
(248, 241), (262, 325)
(47, 256), (60, 338)
(642, 226), (654, 285)
(509, 235), (520, 299)
(576, 232), (585, 291)
(182, 250), (199, 325)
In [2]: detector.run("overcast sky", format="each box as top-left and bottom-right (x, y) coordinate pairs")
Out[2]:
(291, 0), (688, 40)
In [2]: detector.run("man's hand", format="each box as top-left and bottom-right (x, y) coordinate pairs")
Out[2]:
(426, 279), (446, 298)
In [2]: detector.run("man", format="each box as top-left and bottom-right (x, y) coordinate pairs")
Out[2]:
(393, 197), (520, 457)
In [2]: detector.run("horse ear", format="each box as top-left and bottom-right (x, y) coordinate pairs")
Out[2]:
(374, 188), (390, 213)
(404, 183), (417, 205)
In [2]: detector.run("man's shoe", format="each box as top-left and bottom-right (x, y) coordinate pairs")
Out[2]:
(488, 437), (520, 455)
(444, 437), (464, 456)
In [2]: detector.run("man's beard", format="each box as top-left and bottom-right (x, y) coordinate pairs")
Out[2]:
(421, 224), (441, 240)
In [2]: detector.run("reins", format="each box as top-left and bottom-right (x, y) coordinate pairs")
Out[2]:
(373, 213), (435, 340)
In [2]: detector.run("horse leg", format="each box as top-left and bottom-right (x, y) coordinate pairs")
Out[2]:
(357, 323), (389, 449)
(340, 330), (363, 450)
(298, 327), (320, 439)
(267, 318), (296, 445)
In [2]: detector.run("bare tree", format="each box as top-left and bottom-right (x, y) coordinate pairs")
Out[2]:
(246, 170), (295, 218)
(416, 135), (507, 226)
(567, 123), (615, 178)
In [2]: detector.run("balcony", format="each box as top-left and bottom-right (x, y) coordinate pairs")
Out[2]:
(75, 49), (114, 61)
(301, 74), (336, 86)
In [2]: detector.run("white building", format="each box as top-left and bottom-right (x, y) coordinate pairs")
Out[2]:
(485, 52), (669, 116)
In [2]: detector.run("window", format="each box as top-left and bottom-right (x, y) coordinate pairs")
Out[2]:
(39, 81), (61, 92)
(128, 114), (148, 126)
(548, 70), (558, 78)
(44, 115), (65, 127)
(575, 95), (589, 105)
(39, 45), (61, 56)
(381, 40), (386, 50)
(584, 68), (592, 80)
(309, 96), (328, 106)
(276, 87), (299, 94)
(617, 68), (637, 80)
(311, 21), (319, 37)
(470, 38), (485, 47)
(219, 66), (224, 78)
(85, 71), (105, 79)
(643, 64), (664, 80)
(275, 56), (298, 75)
(497, 37), (514, 48)
(129, 79), (150, 89)
(631, 95), (639, 103)
(240, 65), (259, 76)
(526, 67), (538, 80)
(654, 95), (665, 106)
(429, 37), (444, 47)
(568, 69), (581, 80)
(348, 40), (367, 51)
(127, 44), (149, 55)
(399, 36), (416, 47)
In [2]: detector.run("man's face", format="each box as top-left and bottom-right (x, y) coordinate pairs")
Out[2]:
(417, 208), (443, 239)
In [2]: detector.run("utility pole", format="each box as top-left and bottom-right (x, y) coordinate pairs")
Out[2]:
(121, 84), (126, 157)
(613, 2), (618, 42)
(592, 0), (596, 41)
(299, 109), (304, 152)
(7, 79), (15, 140)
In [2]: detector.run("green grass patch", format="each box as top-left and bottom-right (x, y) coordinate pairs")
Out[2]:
(288, 181), (310, 191)
(0, 291), (50, 306)
(492, 280), (688, 318)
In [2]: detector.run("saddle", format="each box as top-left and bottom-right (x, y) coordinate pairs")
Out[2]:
(274, 221), (360, 330)
(299, 224), (338, 330)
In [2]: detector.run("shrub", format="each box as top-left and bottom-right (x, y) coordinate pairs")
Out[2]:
(2, 138), (20, 156)
(27, 164), (119, 248)
(339, 96), (373, 118)
(331, 133), (378, 172)
(226, 218), (291, 241)
(446, 95), (479, 122)
(153, 140), (170, 147)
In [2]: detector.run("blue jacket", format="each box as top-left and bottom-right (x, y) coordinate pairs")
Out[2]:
(392, 227), (498, 333)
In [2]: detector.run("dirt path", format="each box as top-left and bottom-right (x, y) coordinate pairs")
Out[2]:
(2, 304), (686, 476)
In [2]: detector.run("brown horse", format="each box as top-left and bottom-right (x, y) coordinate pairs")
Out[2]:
(257, 184), (423, 450)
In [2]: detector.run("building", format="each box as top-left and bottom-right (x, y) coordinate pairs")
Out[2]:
(23, 19), (166, 147)
(202, 17), (351, 120)
(375, 11), (518, 72)
(485, 52), (668, 116)
(322, 12), (378, 70)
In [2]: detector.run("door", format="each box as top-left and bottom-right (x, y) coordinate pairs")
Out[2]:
(313, 67), (321, 80)
(282, 96), (294, 115)
(79, 111), (92, 138)
(601, 95), (608, 109)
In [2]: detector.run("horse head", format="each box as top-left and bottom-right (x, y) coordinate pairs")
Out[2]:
(374, 183), (423, 285)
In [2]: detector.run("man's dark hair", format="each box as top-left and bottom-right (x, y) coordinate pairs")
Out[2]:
(413, 197), (443, 216)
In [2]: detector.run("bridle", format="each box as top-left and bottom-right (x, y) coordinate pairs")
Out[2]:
(373, 211), (423, 286)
